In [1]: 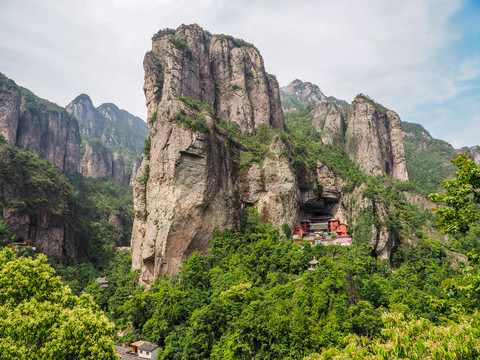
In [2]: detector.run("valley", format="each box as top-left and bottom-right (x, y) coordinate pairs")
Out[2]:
(1, 23), (480, 360)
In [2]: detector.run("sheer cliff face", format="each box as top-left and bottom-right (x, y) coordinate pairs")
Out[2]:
(312, 102), (347, 146)
(0, 74), (81, 173)
(133, 26), (414, 284)
(132, 24), (284, 282)
(66, 94), (105, 138)
(17, 100), (81, 173)
(79, 141), (127, 182)
(0, 77), (20, 143)
(143, 25), (284, 132)
(346, 96), (409, 181)
(0, 137), (80, 263)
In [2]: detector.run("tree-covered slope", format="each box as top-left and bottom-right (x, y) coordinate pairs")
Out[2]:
(109, 209), (469, 360)
(0, 132), (133, 271)
(0, 134), (80, 261)
(401, 121), (457, 194)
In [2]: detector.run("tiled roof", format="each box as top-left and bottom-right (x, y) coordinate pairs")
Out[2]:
(138, 341), (159, 352)
(114, 346), (138, 360)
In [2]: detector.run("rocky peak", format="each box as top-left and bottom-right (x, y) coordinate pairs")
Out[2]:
(312, 101), (347, 146)
(144, 23), (284, 133)
(132, 24), (285, 283)
(280, 79), (349, 113)
(80, 139), (127, 182)
(0, 73), (81, 173)
(401, 122), (434, 142)
(66, 95), (148, 154)
(280, 79), (327, 111)
(66, 94), (105, 138)
(97, 102), (144, 128)
(345, 95), (409, 181)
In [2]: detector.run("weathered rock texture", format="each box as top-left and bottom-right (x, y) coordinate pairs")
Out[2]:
(80, 140), (127, 182)
(280, 79), (349, 113)
(346, 96), (409, 181)
(129, 157), (142, 186)
(0, 137), (80, 262)
(312, 102), (347, 146)
(132, 24), (285, 282)
(0, 73), (81, 173)
(133, 25), (421, 284)
(66, 93), (147, 182)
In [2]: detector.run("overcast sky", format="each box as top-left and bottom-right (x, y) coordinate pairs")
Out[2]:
(1, 0), (479, 148)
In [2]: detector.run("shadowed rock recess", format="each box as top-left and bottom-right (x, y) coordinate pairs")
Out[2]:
(131, 25), (412, 284)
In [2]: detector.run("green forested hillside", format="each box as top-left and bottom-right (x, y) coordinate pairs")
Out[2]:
(0, 132), (133, 293)
(2, 97), (480, 359)
(402, 121), (457, 194)
(0, 134), (76, 223)
(82, 104), (479, 359)
(97, 209), (476, 359)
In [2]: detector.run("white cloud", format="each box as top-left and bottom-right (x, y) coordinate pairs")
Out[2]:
(1, 0), (478, 147)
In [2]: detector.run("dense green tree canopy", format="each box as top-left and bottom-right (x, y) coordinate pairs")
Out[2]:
(430, 153), (480, 234)
(0, 248), (117, 359)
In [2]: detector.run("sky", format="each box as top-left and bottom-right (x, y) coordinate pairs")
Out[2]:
(1, 0), (479, 148)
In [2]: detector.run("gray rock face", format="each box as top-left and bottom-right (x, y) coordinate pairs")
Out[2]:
(312, 102), (347, 146)
(346, 96), (409, 181)
(132, 24), (284, 282)
(0, 139), (80, 262)
(0, 76), (20, 143)
(0, 73), (81, 173)
(65, 94), (105, 138)
(129, 157), (142, 186)
(112, 153), (128, 183)
(80, 140), (127, 181)
(132, 26), (414, 285)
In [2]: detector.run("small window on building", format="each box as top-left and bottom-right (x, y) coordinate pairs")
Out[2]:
(146, 352), (150, 355)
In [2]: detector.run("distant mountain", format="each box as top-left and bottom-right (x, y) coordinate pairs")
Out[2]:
(0, 72), (81, 173)
(66, 94), (147, 183)
(66, 94), (147, 154)
(280, 80), (408, 180)
(280, 79), (349, 113)
(401, 121), (480, 194)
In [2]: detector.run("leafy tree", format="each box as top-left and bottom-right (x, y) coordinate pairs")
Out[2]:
(0, 248), (116, 359)
(306, 312), (480, 360)
(430, 153), (480, 234)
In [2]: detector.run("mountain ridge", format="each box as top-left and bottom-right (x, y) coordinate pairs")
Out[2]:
(132, 24), (425, 284)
